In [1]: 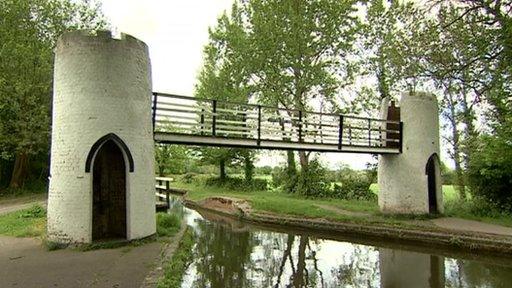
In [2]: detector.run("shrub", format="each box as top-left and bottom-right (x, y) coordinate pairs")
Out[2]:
(332, 175), (375, 201)
(19, 205), (46, 218)
(204, 176), (269, 191)
(466, 135), (512, 213)
(181, 173), (198, 184)
(156, 213), (181, 237)
(287, 159), (330, 198)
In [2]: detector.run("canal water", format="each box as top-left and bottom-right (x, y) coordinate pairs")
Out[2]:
(167, 199), (512, 288)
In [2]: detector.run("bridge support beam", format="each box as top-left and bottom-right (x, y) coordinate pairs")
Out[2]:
(47, 31), (156, 244)
(378, 92), (443, 214)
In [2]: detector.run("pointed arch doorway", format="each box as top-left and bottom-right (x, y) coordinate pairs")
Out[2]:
(89, 135), (131, 241)
(426, 154), (439, 214)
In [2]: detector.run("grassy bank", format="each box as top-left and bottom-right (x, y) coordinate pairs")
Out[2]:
(174, 179), (512, 228)
(157, 227), (196, 288)
(0, 205), (46, 237)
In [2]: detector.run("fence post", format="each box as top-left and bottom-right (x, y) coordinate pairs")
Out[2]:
(338, 115), (344, 150)
(212, 99), (217, 136)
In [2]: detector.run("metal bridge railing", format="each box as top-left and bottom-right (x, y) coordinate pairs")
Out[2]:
(152, 92), (402, 151)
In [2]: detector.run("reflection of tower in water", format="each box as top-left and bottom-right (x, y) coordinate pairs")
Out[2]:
(379, 248), (445, 288)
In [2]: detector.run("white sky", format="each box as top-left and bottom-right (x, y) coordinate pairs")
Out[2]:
(100, 0), (449, 170)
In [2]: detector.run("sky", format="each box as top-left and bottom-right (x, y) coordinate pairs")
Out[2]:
(100, 0), (446, 170)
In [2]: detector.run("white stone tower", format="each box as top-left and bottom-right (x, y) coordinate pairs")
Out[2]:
(378, 92), (443, 214)
(47, 31), (156, 244)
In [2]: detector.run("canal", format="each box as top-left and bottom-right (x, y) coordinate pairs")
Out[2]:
(167, 198), (512, 288)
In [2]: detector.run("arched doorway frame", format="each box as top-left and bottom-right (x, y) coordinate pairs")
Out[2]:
(85, 133), (134, 241)
(425, 153), (440, 214)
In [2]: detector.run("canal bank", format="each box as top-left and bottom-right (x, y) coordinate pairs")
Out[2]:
(181, 196), (512, 257)
(163, 196), (512, 288)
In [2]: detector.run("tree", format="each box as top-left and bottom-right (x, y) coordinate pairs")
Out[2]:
(246, 0), (358, 170)
(423, 1), (512, 200)
(155, 144), (190, 176)
(195, 3), (256, 182)
(0, 0), (107, 189)
(355, 0), (428, 107)
(197, 0), (359, 174)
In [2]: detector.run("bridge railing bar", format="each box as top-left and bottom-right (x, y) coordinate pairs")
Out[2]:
(152, 92), (402, 151)
(154, 92), (399, 123)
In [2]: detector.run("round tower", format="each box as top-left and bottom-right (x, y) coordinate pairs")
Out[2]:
(47, 31), (156, 244)
(378, 92), (443, 214)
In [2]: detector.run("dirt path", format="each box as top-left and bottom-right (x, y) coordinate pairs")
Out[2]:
(314, 204), (371, 217)
(431, 217), (512, 236)
(0, 236), (163, 288)
(0, 194), (47, 216)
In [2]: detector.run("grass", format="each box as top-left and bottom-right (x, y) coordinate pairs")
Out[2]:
(0, 204), (46, 237)
(174, 181), (424, 227)
(157, 227), (196, 288)
(157, 212), (181, 237)
(176, 177), (512, 229)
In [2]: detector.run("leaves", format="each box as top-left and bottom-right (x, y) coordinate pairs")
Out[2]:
(0, 0), (107, 160)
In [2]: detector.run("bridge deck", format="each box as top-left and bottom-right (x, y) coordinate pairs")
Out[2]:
(152, 93), (402, 154)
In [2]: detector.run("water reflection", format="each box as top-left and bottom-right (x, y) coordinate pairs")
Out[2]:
(170, 199), (512, 288)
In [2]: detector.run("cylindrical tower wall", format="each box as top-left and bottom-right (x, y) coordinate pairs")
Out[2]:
(378, 92), (443, 214)
(47, 31), (156, 243)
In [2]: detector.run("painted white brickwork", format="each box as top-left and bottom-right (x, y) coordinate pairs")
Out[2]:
(378, 92), (444, 214)
(47, 31), (156, 244)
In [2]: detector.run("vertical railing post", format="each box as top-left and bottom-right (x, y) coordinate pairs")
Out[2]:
(200, 107), (205, 136)
(298, 110), (303, 142)
(257, 105), (261, 145)
(399, 121), (404, 153)
(349, 124), (352, 146)
(212, 99), (217, 136)
(338, 115), (344, 150)
(152, 93), (158, 131)
(378, 126), (382, 147)
(368, 119), (372, 147)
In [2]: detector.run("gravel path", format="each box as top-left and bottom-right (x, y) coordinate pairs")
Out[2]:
(0, 236), (163, 288)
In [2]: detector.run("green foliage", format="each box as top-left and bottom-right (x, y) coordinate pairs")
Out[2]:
(156, 213), (181, 237)
(466, 135), (512, 213)
(0, 204), (46, 237)
(0, 0), (107, 188)
(287, 159), (330, 198)
(440, 162), (456, 185)
(157, 228), (196, 288)
(155, 144), (190, 176)
(18, 204), (46, 218)
(204, 176), (269, 191)
(181, 172), (198, 184)
(332, 175), (375, 201)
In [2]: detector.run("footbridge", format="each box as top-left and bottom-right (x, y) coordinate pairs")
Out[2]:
(152, 93), (403, 154)
(47, 31), (442, 245)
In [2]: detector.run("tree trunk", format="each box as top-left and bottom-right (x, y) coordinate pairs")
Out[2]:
(219, 159), (226, 180)
(298, 151), (309, 170)
(244, 156), (253, 182)
(9, 151), (29, 189)
(448, 100), (466, 200)
(286, 151), (296, 176)
(292, 235), (308, 287)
